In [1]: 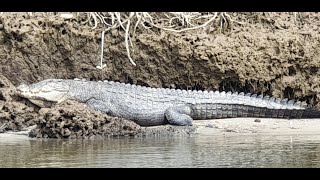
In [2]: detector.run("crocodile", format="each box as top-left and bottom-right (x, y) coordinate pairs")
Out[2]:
(16, 79), (320, 126)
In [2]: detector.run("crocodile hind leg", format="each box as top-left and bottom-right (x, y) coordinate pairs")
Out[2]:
(165, 105), (193, 126)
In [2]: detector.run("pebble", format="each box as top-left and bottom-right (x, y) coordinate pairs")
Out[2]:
(254, 119), (261, 123)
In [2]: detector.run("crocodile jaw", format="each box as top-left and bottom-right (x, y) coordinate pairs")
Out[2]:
(16, 83), (68, 107)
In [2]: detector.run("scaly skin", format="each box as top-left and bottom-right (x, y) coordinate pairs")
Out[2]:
(16, 79), (320, 126)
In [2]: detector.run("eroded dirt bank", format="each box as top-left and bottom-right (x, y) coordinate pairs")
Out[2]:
(1, 13), (320, 106)
(1, 12), (320, 138)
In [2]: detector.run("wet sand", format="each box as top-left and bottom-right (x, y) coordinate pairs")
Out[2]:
(2, 118), (320, 138)
(195, 118), (320, 135)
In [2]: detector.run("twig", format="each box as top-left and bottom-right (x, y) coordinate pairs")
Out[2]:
(125, 19), (136, 66)
(90, 12), (98, 29)
(158, 12), (218, 33)
(223, 12), (246, 25)
(96, 30), (106, 69)
(82, 12), (246, 67)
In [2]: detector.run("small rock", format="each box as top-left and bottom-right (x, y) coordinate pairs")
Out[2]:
(0, 122), (7, 130)
(225, 129), (236, 132)
(63, 128), (71, 137)
(0, 100), (4, 110)
(39, 108), (50, 115)
(254, 119), (261, 123)
(60, 121), (65, 128)
(205, 124), (214, 128)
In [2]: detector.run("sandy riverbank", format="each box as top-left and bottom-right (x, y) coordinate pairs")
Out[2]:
(2, 118), (320, 138)
(143, 118), (320, 136)
(195, 118), (320, 135)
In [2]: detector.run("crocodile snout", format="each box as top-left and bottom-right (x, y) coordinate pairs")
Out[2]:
(17, 83), (29, 92)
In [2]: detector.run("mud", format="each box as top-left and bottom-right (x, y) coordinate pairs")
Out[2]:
(28, 100), (143, 139)
(0, 74), (38, 133)
(1, 12), (320, 138)
(142, 125), (197, 137)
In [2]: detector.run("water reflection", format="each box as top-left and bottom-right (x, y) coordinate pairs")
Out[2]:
(1, 133), (320, 167)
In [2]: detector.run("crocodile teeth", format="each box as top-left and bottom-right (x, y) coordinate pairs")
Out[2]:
(239, 92), (244, 96)
(245, 93), (251, 97)
(226, 91), (232, 95)
(275, 98), (281, 104)
(263, 95), (270, 100)
(257, 94), (263, 99)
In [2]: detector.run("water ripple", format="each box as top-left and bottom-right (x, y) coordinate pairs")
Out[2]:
(1, 133), (320, 167)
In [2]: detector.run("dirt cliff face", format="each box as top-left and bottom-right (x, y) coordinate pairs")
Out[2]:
(0, 12), (320, 107)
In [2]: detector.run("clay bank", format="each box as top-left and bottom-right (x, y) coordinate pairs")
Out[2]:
(1, 12), (320, 138)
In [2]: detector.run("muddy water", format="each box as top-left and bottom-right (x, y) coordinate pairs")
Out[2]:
(1, 133), (320, 168)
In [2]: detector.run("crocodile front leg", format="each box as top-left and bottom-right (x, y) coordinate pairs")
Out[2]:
(86, 98), (112, 114)
(165, 105), (193, 126)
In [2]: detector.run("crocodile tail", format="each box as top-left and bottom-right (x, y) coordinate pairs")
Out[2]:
(299, 109), (320, 118)
(255, 108), (320, 119)
(191, 104), (320, 119)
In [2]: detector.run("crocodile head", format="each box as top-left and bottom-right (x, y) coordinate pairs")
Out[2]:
(16, 79), (70, 107)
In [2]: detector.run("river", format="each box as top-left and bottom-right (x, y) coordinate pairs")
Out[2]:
(1, 132), (320, 168)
